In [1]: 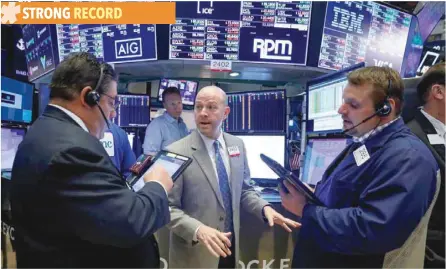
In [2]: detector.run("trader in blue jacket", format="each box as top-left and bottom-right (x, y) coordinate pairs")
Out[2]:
(101, 121), (136, 178)
(280, 66), (440, 268)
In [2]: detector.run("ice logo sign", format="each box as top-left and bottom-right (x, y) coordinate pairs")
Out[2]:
(115, 38), (143, 59)
(197, 1), (214, 15)
(253, 39), (292, 61)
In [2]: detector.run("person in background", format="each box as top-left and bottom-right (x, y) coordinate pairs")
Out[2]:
(143, 86), (189, 155)
(101, 120), (137, 178)
(406, 62), (445, 268)
(166, 86), (300, 268)
(280, 66), (440, 268)
(10, 52), (173, 268)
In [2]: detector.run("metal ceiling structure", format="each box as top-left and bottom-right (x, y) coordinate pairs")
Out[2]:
(33, 59), (332, 87)
(115, 60), (331, 85)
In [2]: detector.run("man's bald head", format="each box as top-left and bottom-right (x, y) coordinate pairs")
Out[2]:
(196, 85), (227, 105)
(194, 85), (230, 139)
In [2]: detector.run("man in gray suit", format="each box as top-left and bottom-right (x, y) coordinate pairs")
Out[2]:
(167, 86), (299, 268)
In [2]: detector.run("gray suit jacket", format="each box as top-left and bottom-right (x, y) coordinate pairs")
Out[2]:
(166, 130), (269, 268)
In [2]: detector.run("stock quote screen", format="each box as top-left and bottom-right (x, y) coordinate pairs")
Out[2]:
(56, 24), (104, 61)
(318, 1), (412, 72)
(55, 24), (157, 63)
(308, 77), (346, 132)
(170, 1), (311, 65)
(224, 90), (286, 133)
(112, 95), (151, 127)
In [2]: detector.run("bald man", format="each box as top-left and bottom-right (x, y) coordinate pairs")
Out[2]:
(166, 86), (299, 268)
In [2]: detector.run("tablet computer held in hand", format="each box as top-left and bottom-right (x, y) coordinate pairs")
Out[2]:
(260, 154), (324, 206)
(128, 150), (192, 192)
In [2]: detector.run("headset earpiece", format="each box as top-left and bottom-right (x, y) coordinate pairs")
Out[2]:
(375, 98), (391, 117)
(375, 74), (392, 117)
(375, 74), (393, 117)
(85, 90), (101, 107)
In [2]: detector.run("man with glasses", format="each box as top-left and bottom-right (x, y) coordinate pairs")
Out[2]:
(143, 86), (189, 155)
(10, 52), (173, 268)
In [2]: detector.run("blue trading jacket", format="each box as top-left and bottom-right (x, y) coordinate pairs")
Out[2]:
(293, 118), (438, 268)
(107, 122), (136, 178)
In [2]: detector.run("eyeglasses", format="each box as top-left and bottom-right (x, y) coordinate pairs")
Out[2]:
(101, 93), (121, 110)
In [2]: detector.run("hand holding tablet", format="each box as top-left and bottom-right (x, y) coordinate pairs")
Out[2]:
(142, 164), (174, 193)
(127, 150), (193, 192)
(260, 154), (324, 206)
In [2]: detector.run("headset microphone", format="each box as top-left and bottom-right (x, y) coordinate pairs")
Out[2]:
(95, 101), (111, 130)
(341, 105), (388, 134)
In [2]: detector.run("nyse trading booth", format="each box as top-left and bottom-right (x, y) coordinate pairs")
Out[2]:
(2, 1), (443, 268)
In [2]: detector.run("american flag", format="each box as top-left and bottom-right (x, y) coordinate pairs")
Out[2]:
(289, 143), (301, 171)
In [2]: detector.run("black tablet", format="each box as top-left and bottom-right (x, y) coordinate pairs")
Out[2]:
(260, 154), (325, 206)
(129, 150), (192, 192)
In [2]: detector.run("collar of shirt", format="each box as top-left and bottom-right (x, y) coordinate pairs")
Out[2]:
(198, 130), (226, 155)
(420, 109), (446, 138)
(163, 111), (184, 124)
(198, 130), (231, 178)
(49, 104), (89, 133)
(352, 116), (401, 143)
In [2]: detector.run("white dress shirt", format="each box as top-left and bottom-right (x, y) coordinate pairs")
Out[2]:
(198, 131), (231, 183)
(49, 104), (89, 132)
(421, 109), (446, 145)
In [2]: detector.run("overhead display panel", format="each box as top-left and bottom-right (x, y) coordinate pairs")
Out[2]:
(239, 1), (311, 64)
(318, 1), (412, 72)
(22, 24), (58, 81)
(171, 1), (243, 61)
(102, 24), (157, 63)
(56, 24), (104, 62)
(169, 1), (311, 65)
(55, 24), (157, 64)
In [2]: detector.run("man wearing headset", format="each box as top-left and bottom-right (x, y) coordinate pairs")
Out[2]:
(280, 67), (440, 268)
(10, 52), (173, 268)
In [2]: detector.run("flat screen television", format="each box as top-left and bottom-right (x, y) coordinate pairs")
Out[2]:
(1, 126), (26, 172)
(158, 78), (198, 106)
(1, 76), (34, 124)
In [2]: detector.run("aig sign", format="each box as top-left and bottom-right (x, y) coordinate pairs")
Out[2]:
(115, 38), (143, 59)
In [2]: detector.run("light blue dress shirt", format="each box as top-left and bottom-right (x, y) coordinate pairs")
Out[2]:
(143, 111), (189, 155)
